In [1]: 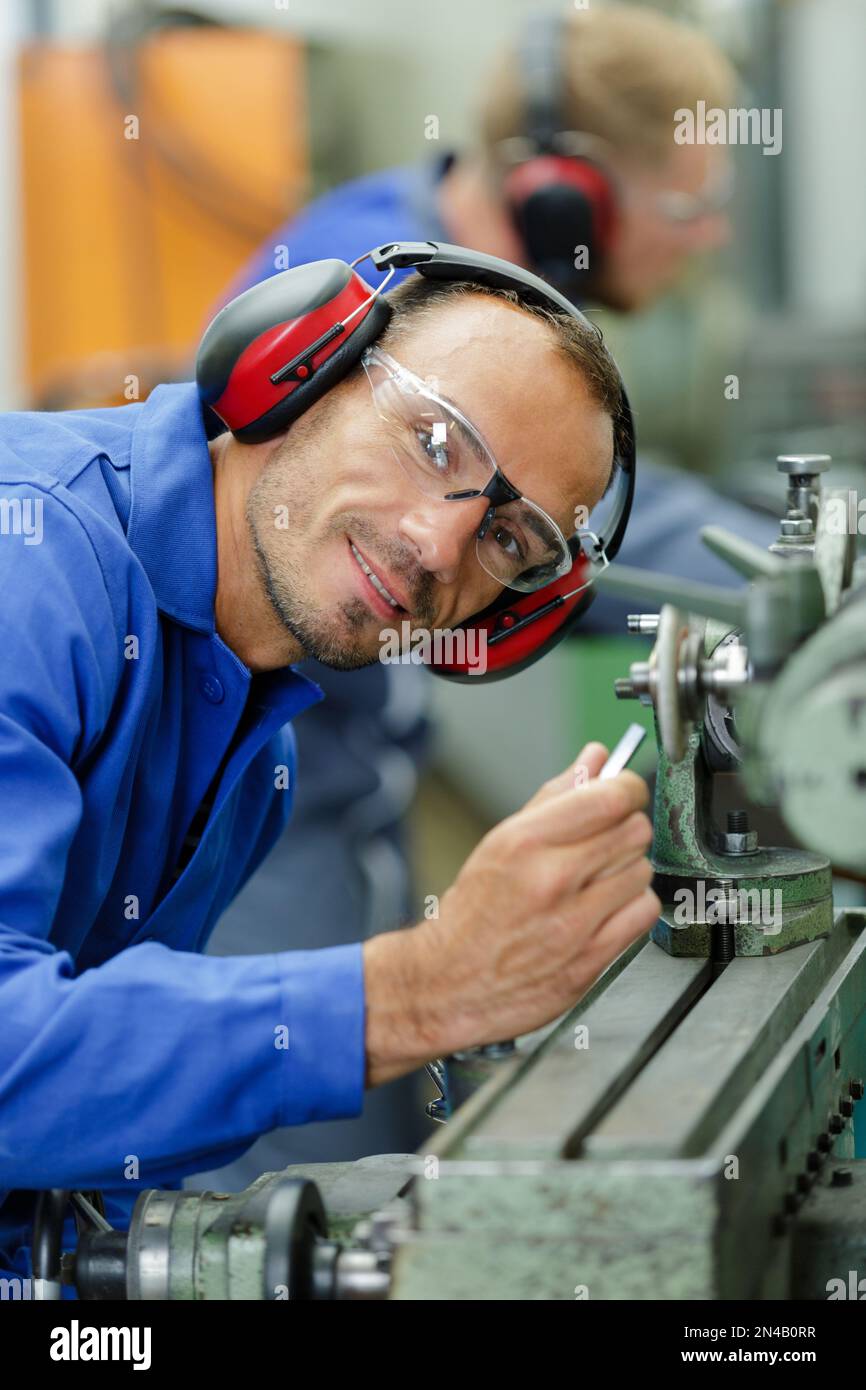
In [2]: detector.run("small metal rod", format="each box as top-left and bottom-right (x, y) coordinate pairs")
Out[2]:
(72, 1191), (113, 1233)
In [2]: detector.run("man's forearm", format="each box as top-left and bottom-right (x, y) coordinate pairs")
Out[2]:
(363, 926), (444, 1087)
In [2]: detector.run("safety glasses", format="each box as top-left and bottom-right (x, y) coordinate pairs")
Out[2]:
(361, 345), (578, 595)
(653, 160), (735, 223)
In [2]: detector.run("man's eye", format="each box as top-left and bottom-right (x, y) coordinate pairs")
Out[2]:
(490, 520), (526, 563)
(414, 426), (453, 475)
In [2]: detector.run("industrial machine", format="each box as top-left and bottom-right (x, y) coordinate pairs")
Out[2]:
(42, 454), (866, 1300)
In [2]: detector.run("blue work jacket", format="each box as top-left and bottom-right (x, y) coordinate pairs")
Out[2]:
(0, 382), (365, 1280)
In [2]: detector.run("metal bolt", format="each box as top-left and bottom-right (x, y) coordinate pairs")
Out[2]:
(780, 511), (813, 538)
(711, 810), (759, 856)
(840, 1099), (854, 1118)
(806, 1150), (821, 1172)
(829, 1113), (845, 1134)
(712, 920), (735, 965)
(626, 614), (660, 635)
(615, 660), (653, 704)
(817, 1132), (832, 1153)
(776, 455), (830, 529)
(850, 1078), (864, 1100)
(784, 1191), (800, 1215)
(796, 1173), (812, 1194)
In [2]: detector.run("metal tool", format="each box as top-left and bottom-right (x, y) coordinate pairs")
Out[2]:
(598, 722), (646, 779)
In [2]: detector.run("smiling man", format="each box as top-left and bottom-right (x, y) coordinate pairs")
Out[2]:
(0, 256), (659, 1282)
(216, 283), (615, 676)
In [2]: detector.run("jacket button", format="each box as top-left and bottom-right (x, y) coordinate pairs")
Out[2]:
(200, 673), (225, 704)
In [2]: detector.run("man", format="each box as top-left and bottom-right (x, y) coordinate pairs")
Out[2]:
(197, 4), (774, 1181)
(0, 260), (659, 1284)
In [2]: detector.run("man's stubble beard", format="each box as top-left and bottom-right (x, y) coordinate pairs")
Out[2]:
(245, 416), (383, 673)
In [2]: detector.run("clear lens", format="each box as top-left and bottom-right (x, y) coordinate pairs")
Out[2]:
(363, 347), (572, 594)
(365, 357), (490, 494)
(480, 498), (572, 592)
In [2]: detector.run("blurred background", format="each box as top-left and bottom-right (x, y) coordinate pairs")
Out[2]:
(4, 0), (864, 1171)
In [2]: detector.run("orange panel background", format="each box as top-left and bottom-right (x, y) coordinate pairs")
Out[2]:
(19, 28), (307, 406)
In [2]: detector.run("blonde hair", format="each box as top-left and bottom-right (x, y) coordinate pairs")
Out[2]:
(479, 3), (738, 170)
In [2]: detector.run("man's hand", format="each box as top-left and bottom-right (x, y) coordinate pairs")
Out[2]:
(363, 742), (660, 1086)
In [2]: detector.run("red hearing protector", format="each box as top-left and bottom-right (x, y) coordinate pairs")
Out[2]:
(195, 239), (635, 683)
(500, 11), (618, 298)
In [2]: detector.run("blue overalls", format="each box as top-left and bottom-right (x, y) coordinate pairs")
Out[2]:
(0, 383), (365, 1289)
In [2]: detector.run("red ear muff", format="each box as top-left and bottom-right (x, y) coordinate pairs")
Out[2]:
(502, 10), (619, 296)
(196, 259), (392, 443)
(504, 155), (618, 292)
(427, 543), (595, 684)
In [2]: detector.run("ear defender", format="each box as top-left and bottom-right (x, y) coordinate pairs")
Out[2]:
(195, 239), (636, 684)
(501, 11), (619, 294)
(503, 154), (617, 293)
(196, 258), (393, 443)
(425, 537), (596, 683)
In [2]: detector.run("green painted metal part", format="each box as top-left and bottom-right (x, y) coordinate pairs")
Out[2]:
(650, 682), (833, 956)
(387, 911), (866, 1300)
(128, 1183), (285, 1300)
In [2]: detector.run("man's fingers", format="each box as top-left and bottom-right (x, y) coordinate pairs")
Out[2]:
(568, 741), (609, 787)
(526, 742), (608, 807)
(514, 768), (650, 850)
(591, 837), (654, 883)
(589, 886), (662, 957)
(540, 810), (652, 896)
(571, 855), (656, 936)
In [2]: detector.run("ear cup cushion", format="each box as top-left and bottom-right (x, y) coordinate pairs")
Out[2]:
(230, 295), (392, 443)
(517, 184), (596, 284)
(504, 156), (617, 284)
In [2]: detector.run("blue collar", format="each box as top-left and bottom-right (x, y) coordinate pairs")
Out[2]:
(127, 382), (220, 633)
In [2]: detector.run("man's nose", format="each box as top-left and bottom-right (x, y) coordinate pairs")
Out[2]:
(398, 494), (487, 585)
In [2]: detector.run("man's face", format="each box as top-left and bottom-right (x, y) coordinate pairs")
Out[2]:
(245, 296), (613, 671)
(595, 145), (732, 312)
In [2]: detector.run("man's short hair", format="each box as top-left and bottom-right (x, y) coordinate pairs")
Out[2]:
(479, 4), (737, 171)
(379, 275), (623, 428)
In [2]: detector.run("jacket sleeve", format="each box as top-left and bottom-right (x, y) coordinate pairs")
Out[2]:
(0, 485), (366, 1191)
